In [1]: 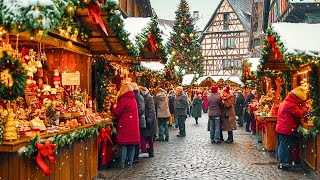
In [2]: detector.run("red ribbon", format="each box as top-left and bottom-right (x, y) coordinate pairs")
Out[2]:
(266, 35), (282, 61)
(98, 126), (113, 167)
(87, 2), (107, 35)
(36, 140), (56, 176)
(148, 33), (156, 53)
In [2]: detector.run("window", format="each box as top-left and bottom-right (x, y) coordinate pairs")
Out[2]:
(253, 38), (260, 47)
(223, 60), (242, 69)
(223, 13), (229, 30)
(222, 37), (235, 49)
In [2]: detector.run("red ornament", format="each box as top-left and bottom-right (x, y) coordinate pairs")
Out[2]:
(185, 20), (190, 25)
(104, 65), (109, 70)
(103, 75), (107, 78)
(16, 68), (20, 72)
(180, 57), (185, 61)
(34, 29), (40, 34)
(170, 40), (175, 45)
(186, 39), (191, 44)
(9, 91), (13, 96)
(11, 64), (15, 68)
(2, 66), (6, 70)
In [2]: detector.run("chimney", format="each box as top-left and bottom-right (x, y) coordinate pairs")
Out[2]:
(193, 11), (199, 20)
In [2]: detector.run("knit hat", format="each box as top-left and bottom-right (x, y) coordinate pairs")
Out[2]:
(291, 86), (307, 101)
(224, 87), (230, 94)
(211, 86), (218, 93)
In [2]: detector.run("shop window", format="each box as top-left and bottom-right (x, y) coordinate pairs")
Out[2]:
(222, 37), (235, 49)
(223, 13), (229, 30)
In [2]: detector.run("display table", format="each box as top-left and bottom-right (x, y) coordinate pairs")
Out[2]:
(0, 122), (111, 180)
(259, 116), (277, 151)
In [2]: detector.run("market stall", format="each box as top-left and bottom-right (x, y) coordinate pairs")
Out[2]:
(257, 22), (320, 171)
(0, 0), (141, 179)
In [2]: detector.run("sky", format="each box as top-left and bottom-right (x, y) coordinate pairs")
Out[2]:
(149, 0), (220, 20)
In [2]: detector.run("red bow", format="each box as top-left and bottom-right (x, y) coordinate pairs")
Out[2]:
(148, 33), (156, 53)
(88, 2), (108, 35)
(267, 35), (282, 61)
(98, 127), (113, 167)
(36, 140), (56, 176)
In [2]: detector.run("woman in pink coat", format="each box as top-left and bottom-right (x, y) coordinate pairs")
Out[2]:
(202, 91), (209, 113)
(112, 84), (140, 168)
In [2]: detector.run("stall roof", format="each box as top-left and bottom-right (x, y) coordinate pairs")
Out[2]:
(247, 58), (260, 71)
(196, 76), (242, 85)
(140, 61), (165, 72)
(272, 23), (320, 57)
(182, 74), (195, 86)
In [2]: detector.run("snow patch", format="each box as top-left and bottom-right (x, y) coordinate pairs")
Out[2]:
(123, 17), (152, 45)
(140, 61), (165, 72)
(247, 58), (260, 72)
(158, 23), (173, 46)
(182, 74), (195, 85)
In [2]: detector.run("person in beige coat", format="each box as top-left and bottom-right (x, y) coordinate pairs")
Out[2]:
(221, 87), (237, 143)
(154, 88), (171, 141)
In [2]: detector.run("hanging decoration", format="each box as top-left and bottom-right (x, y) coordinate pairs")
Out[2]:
(36, 140), (56, 176)
(98, 126), (113, 167)
(0, 50), (27, 101)
(147, 33), (156, 53)
(87, 1), (108, 35)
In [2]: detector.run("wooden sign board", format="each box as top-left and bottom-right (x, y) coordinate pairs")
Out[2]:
(62, 72), (80, 86)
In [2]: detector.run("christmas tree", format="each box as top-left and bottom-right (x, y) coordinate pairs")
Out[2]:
(167, 0), (204, 75)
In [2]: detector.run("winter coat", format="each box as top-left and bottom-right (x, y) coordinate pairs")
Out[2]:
(221, 94), (237, 131)
(244, 93), (255, 107)
(168, 93), (175, 114)
(208, 93), (223, 117)
(202, 95), (208, 111)
(191, 97), (202, 118)
(276, 93), (307, 135)
(141, 92), (157, 137)
(174, 92), (188, 116)
(154, 92), (171, 118)
(235, 93), (245, 116)
(133, 89), (146, 128)
(111, 91), (140, 145)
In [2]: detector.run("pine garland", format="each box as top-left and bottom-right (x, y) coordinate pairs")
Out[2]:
(0, 51), (27, 101)
(18, 122), (115, 157)
(95, 57), (115, 112)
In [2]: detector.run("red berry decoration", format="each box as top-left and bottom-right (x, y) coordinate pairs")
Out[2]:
(186, 39), (191, 44)
(16, 68), (20, 72)
(34, 29), (39, 34)
(103, 75), (107, 78)
(170, 41), (175, 45)
(9, 91), (13, 96)
(180, 57), (185, 61)
(2, 66), (6, 69)
(185, 20), (190, 25)
(11, 64), (15, 68)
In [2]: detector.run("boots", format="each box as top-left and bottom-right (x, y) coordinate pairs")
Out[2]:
(195, 118), (198, 124)
(147, 148), (154, 157)
(155, 135), (165, 141)
(165, 136), (169, 141)
(225, 131), (234, 143)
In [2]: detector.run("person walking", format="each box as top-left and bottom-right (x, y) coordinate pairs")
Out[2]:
(168, 90), (176, 127)
(208, 86), (223, 144)
(191, 93), (203, 124)
(276, 86), (307, 169)
(139, 86), (157, 158)
(130, 83), (145, 164)
(221, 87), (237, 143)
(174, 86), (188, 137)
(154, 88), (171, 141)
(235, 89), (245, 127)
(244, 90), (256, 132)
(111, 84), (140, 168)
(202, 91), (209, 113)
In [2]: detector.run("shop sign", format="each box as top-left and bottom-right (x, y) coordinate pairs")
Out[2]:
(62, 72), (80, 85)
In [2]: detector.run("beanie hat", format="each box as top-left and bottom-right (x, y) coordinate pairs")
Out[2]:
(224, 87), (230, 94)
(211, 86), (218, 93)
(291, 86), (307, 101)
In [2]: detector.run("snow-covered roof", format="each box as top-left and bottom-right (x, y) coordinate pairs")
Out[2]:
(196, 76), (242, 85)
(140, 61), (165, 72)
(272, 23), (320, 57)
(182, 74), (195, 85)
(158, 23), (173, 46)
(196, 76), (211, 85)
(247, 58), (260, 72)
(123, 17), (152, 45)
(195, 14), (212, 32)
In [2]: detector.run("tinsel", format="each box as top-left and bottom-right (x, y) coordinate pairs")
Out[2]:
(18, 122), (115, 157)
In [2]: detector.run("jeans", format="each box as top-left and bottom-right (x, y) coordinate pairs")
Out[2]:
(158, 117), (169, 138)
(177, 115), (187, 135)
(141, 136), (154, 153)
(209, 116), (220, 141)
(120, 145), (135, 165)
(174, 115), (179, 127)
(276, 133), (295, 164)
(134, 143), (140, 160)
(238, 114), (244, 127)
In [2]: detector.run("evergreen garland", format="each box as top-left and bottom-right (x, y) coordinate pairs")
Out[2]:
(18, 122), (115, 157)
(135, 16), (168, 64)
(0, 51), (27, 101)
(95, 57), (115, 112)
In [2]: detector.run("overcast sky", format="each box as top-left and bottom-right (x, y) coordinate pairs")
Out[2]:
(150, 0), (220, 20)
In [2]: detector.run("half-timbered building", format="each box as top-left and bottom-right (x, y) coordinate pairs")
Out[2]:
(200, 0), (252, 76)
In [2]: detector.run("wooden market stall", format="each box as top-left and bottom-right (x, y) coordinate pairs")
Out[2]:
(0, 0), (144, 179)
(257, 23), (320, 173)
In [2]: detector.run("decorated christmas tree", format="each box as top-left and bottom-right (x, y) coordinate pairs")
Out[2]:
(167, 0), (204, 75)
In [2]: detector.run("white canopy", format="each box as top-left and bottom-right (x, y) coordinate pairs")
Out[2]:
(140, 61), (165, 72)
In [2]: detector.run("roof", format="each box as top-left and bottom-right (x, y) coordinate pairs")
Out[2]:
(196, 76), (242, 85)
(182, 74), (195, 86)
(158, 20), (173, 47)
(272, 23), (320, 57)
(200, 0), (252, 41)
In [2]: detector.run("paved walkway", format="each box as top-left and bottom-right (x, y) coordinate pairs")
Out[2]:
(97, 115), (318, 180)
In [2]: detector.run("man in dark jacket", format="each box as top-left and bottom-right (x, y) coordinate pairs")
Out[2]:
(174, 86), (188, 137)
(130, 83), (145, 163)
(168, 90), (176, 127)
(235, 89), (245, 127)
(208, 86), (223, 143)
(244, 90), (255, 132)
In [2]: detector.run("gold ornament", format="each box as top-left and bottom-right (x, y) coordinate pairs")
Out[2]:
(180, 33), (186, 38)
(189, 33), (194, 39)
(171, 51), (176, 56)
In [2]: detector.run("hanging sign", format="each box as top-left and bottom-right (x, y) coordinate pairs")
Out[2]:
(62, 71), (80, 86)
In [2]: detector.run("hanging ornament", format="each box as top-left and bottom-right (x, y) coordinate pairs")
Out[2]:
(185, 20), (190, 25)
(180, 57), (185, 61)
(180, 33), (186, 38)
(187, 49), (190, 53)
(191, 40), (195, 43)
(189, 33), (194, 39)
(192, 56), (196, 60)
(186, 39), (191, 44)
(179, 24), (182, 28)
(170, 40), (175, 45)
(196, 42), (201, 46)
(171, 51), (176, 56)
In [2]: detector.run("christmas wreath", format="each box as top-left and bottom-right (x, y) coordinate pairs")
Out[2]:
(0, 51), (27, 101)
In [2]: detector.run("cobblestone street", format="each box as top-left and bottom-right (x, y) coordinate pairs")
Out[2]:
(97, 115), (318, 180)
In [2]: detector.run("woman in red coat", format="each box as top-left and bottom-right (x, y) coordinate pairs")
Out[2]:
(276, 86), (307, 169)
(112, 84), (140, 168)
(202, 91), (209, 113)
